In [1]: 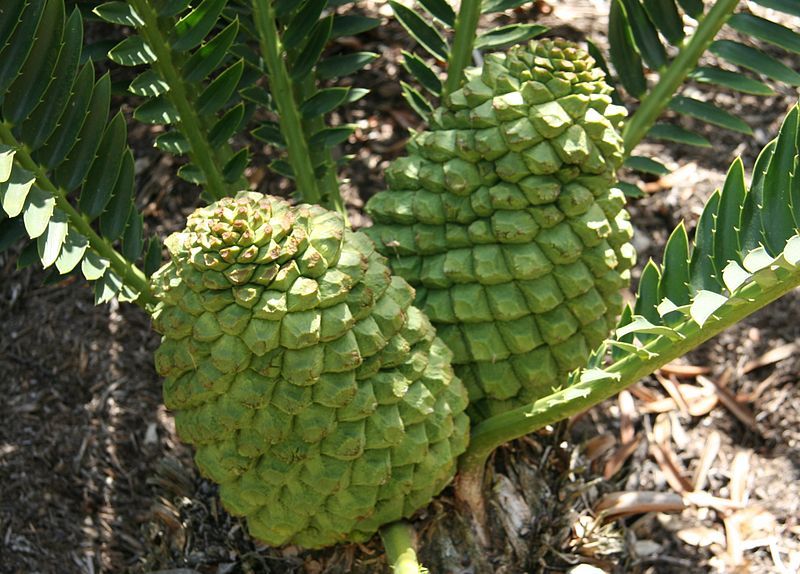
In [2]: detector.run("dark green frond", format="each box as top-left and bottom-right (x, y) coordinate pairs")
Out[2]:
(0, 0), (154, 305)
(607, 0), (800, 183)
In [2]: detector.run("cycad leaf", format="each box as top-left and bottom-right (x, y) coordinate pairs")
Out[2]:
(291, 16), (333, 80)
(172, 0), (227, 52)
(79, 111), (127, 219)
(761, 106), (798, 254)
(240, 85), (272, 108)
(642, 0), (684, 45)
(0, 0), (27, 47)
(624, 155), (669, 175)
(609, 0), (646, 98)
(129, 69), (170, 97)
(617, 181), (644, 198)
(739, 140), (775, 256)
(690, 290), (728, 327)
(721, 260), (750, 293)
(331, 15), (381, 38)
(401, 51), (442, 95)
(709, 40), (800, 87)
(108, 35), (157, 66)
(0, 146), (14, 182)
(16, 241), (39, 270)
(416, 0), (456, 27)
(177, 164), (205, 184)
(122, 211), (144, 261)
(209, 103), (246, 147)
(689, 189), (721, 292)
(4, 0), (64, 124)
(94, 270), (122, 305)
(0, 167), (35, 217)
(21, 8), (83, 151)
(676, 0), (703, 18)
(183, 18), (239, 83)
(316, 52), (378, 80)
(474, 24), (547, 50)
(53, 73), (111, 191)
(401, 81), (433, 119)
(389, 0), (448, 61)
(634, 259), (662, 340)
(620, 0), (667, 69)
(616, 316), (682, 340)
(300, 88), (351, 118)
(751, 0), (800, 18)
(714, 157), (746, 268)
(648, 123), (711, 147)
(34, 62), (94, 169)
(54, 227), (88, 274)
(481, 0), (528, 13)
(93, 1), (143, 26)
(160, 0), (192, 18)
(0, 0), (45, 98)
(689, 66), (774, 96)
(99, 150), (135, 240)
(222, 147), (249, 183)
(283, 0), (327, 50)
(309, 126), (355, 147)
(197, 58), (244, 115)
(144, 236), (163, 277)
(669, 95), (752, 135)
(80, 250), (109, 281)
(659, 222), (691, 306)
(37, 207), (68, 268)
(251, 122), (285, 146)
(728, 13), (800, 55)
(22, 187), (55, 239)
(134, 96), (180, 124)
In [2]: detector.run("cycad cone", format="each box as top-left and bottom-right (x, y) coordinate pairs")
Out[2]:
(150, 193), (469, 548)
(366, 39), (635, 419)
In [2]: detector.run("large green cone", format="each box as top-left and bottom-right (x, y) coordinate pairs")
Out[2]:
(366, 39), (635, 420)
(149, 193), (469, 548)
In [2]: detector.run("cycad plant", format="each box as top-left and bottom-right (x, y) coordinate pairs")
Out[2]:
(2, 0), (799, 571)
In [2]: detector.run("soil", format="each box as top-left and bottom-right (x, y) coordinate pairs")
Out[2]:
(2, 1), (800, 573)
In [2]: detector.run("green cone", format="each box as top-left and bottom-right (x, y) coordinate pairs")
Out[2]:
(150, 193), (469, 548)
(366, 39), (635, 419)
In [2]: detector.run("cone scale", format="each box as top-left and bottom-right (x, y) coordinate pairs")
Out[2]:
(150, 193), (470, 548)
(366, 39), (635, 419)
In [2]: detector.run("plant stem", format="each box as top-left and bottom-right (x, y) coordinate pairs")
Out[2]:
(0, 123), (156, 308)
(128, 0), (232, 201)
(298, 76), (346, 218)
(622, 0), (738, 155)
(252, 0), (322, 205)
(458, 262), (800, 481)
(444, 0), (482, 98)
(380, 521), (425, 574)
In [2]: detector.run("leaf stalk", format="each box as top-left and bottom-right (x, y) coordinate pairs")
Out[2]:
(380, 521), (426, 574)
(127, 0), (233, 200)
(252, 0), (323, 205)
(0, 123), (156, 308)
(444, 0), (482, 98)
(622, 0), (739, 155)
(458, 260), (800, 483)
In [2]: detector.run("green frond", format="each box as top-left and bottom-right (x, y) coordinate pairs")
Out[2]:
(608, 0), (800, 172)
(92, 0), (254, 198)
(0, 0), (155, 306)
(244, 0), (380, 212)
